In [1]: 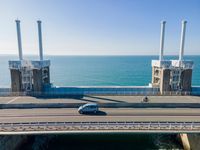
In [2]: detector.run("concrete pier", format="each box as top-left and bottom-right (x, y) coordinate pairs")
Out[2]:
(9, 20), (51, 94)
(180, 133), (200, 150)
(180, 133), (191, 150)
(151, 20), (193, 95)
(10, 70), (22, 92)
(9, 60), (50, 93)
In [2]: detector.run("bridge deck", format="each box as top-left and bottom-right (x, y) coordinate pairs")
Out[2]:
(0, 95), (200, 104)
(1, 108), (200, 134)
(1, 95), (200, 134)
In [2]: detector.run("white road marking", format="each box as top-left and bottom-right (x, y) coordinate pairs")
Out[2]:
(6, 97), (20, 104)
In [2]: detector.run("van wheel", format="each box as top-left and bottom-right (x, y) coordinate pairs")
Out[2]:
(79, 111), (83, 114)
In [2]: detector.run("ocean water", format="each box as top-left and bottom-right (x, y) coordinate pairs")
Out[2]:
(0, 55), (200, 87)
(15, 133), (183, 150)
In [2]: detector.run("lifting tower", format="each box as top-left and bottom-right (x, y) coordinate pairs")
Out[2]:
(151, 20), (193, 95)
(9, 20), (50, 94)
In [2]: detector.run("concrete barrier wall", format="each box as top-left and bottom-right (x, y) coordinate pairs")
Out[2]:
(43, 86), (160, 96)
(2, 103), (200, 109)
(0, 86), (200, 96)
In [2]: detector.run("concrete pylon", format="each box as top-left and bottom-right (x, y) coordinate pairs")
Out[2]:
(179, 20), (187, 61)
(159, 21), (166, 61)
(37, 20), (43, 61)
(15, 20), (23, 60)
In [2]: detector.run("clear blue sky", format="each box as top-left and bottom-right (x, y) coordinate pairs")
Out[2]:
(0, 0), (199, 55)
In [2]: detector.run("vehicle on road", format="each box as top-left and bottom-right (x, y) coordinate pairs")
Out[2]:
(78, 103), (99, 114)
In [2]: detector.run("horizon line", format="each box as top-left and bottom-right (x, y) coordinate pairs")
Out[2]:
(0, 54), (199, 56)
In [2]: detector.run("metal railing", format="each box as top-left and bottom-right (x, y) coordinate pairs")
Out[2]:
(0, 121), (200, 133)
(0, 91), (198, 97)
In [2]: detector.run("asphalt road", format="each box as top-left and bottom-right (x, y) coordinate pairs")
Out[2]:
(1, 108), (200, 123)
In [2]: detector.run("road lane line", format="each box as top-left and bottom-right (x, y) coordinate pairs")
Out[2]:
(6, 97), (20, 104)
(1, 112), (200, 117)
(1, 115), (200, 119)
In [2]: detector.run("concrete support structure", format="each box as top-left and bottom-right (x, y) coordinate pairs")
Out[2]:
(9, 20), (51, 94)
(181, 69), (192, 91)
(10, 70), (22, 92)
(9, 60), (50, 93)
(171, 60), (193, 92)
(151, 20), (193, 95)
(33, 66), (50, 92)
(151, 21), (171, 94)
(180, 134), (191, 150)
(15, 20), (23, 61)
(151, 60), (193, 94)
(179, 21), (187, 61)
(37, 20), (43, 61)
(159, 69), (171, 92)
(151, 60), (171, 94)
(159, 21), (166, 61)
(170, 21), (193, 93)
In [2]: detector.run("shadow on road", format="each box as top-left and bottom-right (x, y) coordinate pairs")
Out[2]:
(34, 95), (84, 99)
(85, 95), (126, 103)
(82, 111), (107, 116)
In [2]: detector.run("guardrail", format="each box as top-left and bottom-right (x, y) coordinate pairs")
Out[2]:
(0, 86), (200, 97)
(0, 91), (196, 97)
(1, 121), (200, 134)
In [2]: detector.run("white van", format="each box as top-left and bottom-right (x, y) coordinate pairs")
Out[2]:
(78, 103), (99, 114)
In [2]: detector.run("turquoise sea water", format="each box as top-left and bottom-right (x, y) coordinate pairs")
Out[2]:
(0, 55), (200, 87)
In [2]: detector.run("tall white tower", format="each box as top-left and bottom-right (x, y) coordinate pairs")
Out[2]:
(151, 21), (171, 94)
(151, 20), (194, 95)
(171, 20), (193, 92)
(9, 20), (51, 94)
(15, 20), (23, 61)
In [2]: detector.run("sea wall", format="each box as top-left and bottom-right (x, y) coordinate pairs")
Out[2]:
(42, 86), (160, 96)
(0, 86), (200, 96)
